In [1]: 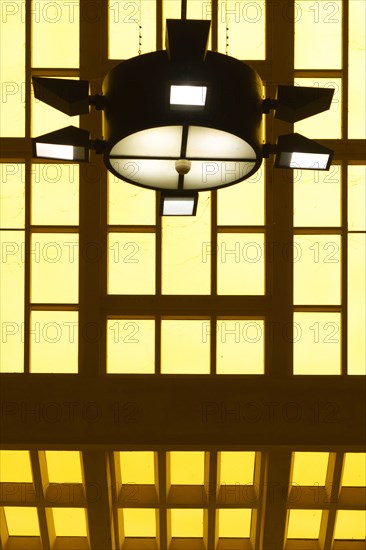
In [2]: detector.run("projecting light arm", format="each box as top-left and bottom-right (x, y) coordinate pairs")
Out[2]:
(32, 126), (106, 161)
(262, 85), (334, 122)
(263, 134), (334, 170)
(89, 95), (106, 110)
(90, 139), (106, 154)
(32, 77), (107, 115)
(262, 98), (277, 114)
(262, 143), (277, 157)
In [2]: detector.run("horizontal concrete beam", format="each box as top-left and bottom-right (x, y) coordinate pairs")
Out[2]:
(1, 375), (365, 449)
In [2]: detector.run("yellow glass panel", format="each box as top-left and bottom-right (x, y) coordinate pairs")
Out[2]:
(294, 235), (341, 305)
(108, 233), (155, 294)
(349, 1), (366, 138)
(348, 234), (366, 374)
(170, 509), (203, 537)
(217, 167), (265, 226)
(161, 320), (210, 374)
(123, 508), (156, 536)
(108, 174), (155, 225)
(218, 1), (265, 59)
(4, 507), (40, 536)
(0, 231), (24, 372)
(0, 0), (25, 137)
(31, 233), (79, 303)
(217, 233), (265, 295)
(162, 192), (210, 295)
(31, 164), (79, 225)
(216, 320), (264, 374)
(294, 78), (342, 139)
(119, 451), (155, 484)
(32, 78), (80, 137)
(342, 453), (366, 487)
(32, 1), (79, 67)
(162, 1), (179, 50)
(293, 312), (341, 375)
(0, 451), (32, 482)
(0, 163), (25, 228)
(295, 0), (342, 69)
(45, 451), (82, 483)
(52, 508), (87, 536)
(109, 0), (156, 59)
(170, 452), (205, 485)
(220, 452), (255, 485)
(291, 452), (329, 486)
(287, 509), (322, 539)
(186, 0), (210, 20)
(30, 311), (78, 373)
(334, 510), (366, 540)
(348, 166), (366, 231)
(218, 508), (252, 537)
(107, 319), (154, 373)
(163, 0), (181, 21)
(294, 166), (341, 227)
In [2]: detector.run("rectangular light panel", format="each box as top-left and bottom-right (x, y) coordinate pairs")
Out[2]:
(290, 152), (330, 170)
(36, 143), (74, 160)
(170, 85), (207, 106)
(163, 197), (196, 216)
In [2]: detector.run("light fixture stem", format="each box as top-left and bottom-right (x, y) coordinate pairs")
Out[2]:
(262, 98), (277, 114)
(89, 139), (106, 154)
(89, 95), (105, 110)
(262, 143), (277, 158)
(181, 0), (187, 20)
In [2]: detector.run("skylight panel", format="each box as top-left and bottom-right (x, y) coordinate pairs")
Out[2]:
(287, 509), (322, 539)
(218, 508), (252, 538)
(342, 453), (366, 486)
(4, 507), (40, 536)
(119, 451), (155, 484)
(161, 321), (210, 374)
(293, 313), (341, 374)
(170, 452), (205, 485)
(170, 508), (203, 537)
(45, 451), (83, 483)
(291, 452), (329, 486)
(108, 233), (155, 294)
(219, 452), (256, 486)
(217, 233), (265, 295)
(0, 451), (32, 482)
(52, 507), (88, 536)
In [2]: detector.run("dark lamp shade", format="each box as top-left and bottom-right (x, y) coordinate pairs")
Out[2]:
(274, 133), (334, 170)
(32, 77), (90, 116)
(275, 85), (334, 123)
(32, 126), (90, 161)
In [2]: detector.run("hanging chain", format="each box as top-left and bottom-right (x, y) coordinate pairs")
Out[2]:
(138, 0), (142, 55)
(225, 0), (230, 55)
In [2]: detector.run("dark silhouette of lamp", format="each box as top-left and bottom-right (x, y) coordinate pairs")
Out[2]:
(31, 15), (335, 216)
